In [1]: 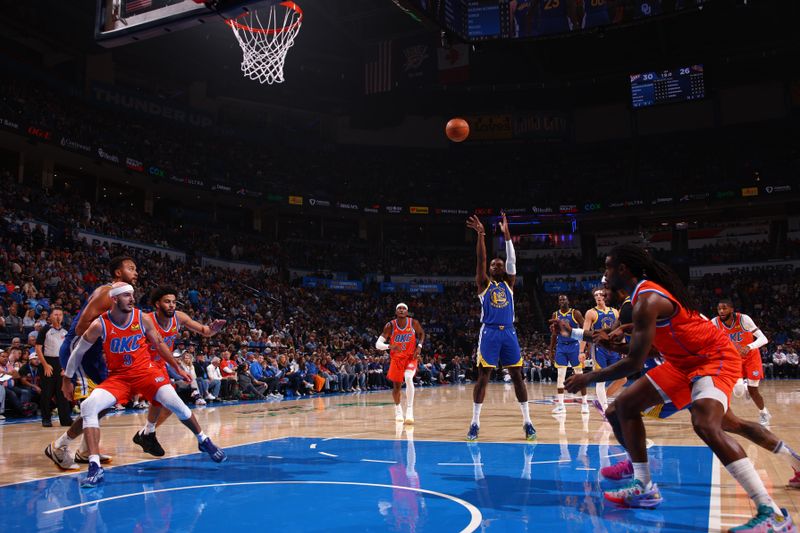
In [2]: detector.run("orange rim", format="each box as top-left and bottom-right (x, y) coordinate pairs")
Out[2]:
(225, 1), (303, 35)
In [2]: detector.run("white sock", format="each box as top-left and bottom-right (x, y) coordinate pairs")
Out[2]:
(471, 403), (482, 426)
(760, 407), (770, 415)
(632, 461), (651, 486)
(142, 421), (156, 435)
(404, 374), (415, 410)
(582, 393), (588, 404)
(89, 454), (100, 466)
(55, 432), (75, 449)
(595, 383), (608, 407)
(725, 457), (781, 515)
(557, 393), (564, 405)
(774, 441), (800, 470)
(395, 404), (403, 415)
(195, 431), (208, 443)
(520, 402), (531, 424)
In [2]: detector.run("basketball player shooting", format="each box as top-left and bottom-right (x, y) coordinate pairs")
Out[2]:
(465, 213), (535, 442)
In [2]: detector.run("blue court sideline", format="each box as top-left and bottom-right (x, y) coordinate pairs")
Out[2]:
(0, 437), (714, 532)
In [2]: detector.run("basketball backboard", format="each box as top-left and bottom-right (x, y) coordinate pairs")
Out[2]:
(94, 0), (255, 47)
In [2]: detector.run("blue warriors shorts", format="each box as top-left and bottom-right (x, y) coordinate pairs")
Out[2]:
(594, 348), (622, 370)
(477, 325), (522, 368)
(642, 402), (683, 420)
(59, 336), (108, 398)
(555, 347), (582, 369)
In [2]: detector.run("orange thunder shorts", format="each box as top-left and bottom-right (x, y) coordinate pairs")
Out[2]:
(387, 355), (418, 383)
(645, 357), (739, 410)
(97, 366), (170, 405)
(742, 350), (764, 382)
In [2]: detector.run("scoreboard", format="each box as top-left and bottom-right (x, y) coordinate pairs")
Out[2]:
(630, 65), (705, 108)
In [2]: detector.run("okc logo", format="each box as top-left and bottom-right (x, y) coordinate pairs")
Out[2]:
(394, 333), (413, 343)
(729, 332), (743, 343)
(403, 45), (429, 72)
(109, 334), (143, 353)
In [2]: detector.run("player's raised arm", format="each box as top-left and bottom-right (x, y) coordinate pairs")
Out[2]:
(75, 287), (112, 336)
(498, 212), (517, 288)
(467, 215), (489, 293)
(142, 313), (191, 381)
(175, 311), (226, 337)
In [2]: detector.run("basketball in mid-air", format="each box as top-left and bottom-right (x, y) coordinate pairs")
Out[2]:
(445, 117), (470, 142)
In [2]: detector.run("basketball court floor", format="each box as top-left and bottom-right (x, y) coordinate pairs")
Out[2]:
(1, 380), (798, 532)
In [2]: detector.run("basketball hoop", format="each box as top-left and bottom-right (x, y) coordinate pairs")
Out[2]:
(225, 1), (303, 85)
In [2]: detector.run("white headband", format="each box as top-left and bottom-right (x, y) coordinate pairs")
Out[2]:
(109, 284), (134, 297)
(396, 303), (408, 310)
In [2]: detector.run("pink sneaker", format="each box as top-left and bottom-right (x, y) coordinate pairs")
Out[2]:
(790, 469), (800, 489)
(601, 459), (633, 480)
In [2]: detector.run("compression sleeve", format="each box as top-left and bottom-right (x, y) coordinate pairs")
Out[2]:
(375, 336), (390, 351)
(740, 314), (768, 350)
(505, 240), (516, 276)
(65, 337), (95, 379)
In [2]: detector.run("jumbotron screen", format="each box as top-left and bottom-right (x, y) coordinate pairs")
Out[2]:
(407, 0), (706, 42)
(630, 65), (705, 108)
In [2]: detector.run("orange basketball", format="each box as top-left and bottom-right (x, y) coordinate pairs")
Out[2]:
(445, 117), (470, 142)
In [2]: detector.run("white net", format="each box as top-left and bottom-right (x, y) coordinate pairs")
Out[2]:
(227, 2), (302, 85)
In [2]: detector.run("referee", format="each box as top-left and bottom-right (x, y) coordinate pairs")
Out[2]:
(36, 307), (72, 427)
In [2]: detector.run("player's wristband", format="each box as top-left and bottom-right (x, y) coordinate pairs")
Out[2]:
(570, 328), (585, 341)
(417, 343), (423, 348)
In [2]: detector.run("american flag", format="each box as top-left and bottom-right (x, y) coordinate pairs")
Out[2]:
(125, 0), (153, 14)
(364, 40), (392, 95)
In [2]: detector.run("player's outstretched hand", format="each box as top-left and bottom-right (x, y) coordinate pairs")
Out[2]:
(498, 212), (511, 239)
(548, 318), (572, 336)
(209, 319), (227, 335)
(466, 215), (485, 235)
(565, 372), (591, 393)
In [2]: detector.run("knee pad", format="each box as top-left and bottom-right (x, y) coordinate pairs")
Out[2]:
(556, 367), (567, 389)
(80, 388), (117, 429)
(154, 385), (192, 420)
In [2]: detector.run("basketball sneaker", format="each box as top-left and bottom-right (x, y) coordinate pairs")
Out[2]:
(75, 451), (112, 464)
(759, 409), (771, 427)
(199, 437), (227, 463)
(604, 479), (663, 508)
(728, 505), (795, 533)
(133, 431), (165, 457)
(394, 405), (404, 423)
(404, 409), (414, 425)
(592, 399), (607, 418)
(789, 469), (800, 489)
(80, 463), (104, 489)
(523, 422), (537, 441)
(551, 403), (566, 414)
(601, 459), (634, 480)
(44, 441), (79, 471)
(466, 423), (480, 441)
